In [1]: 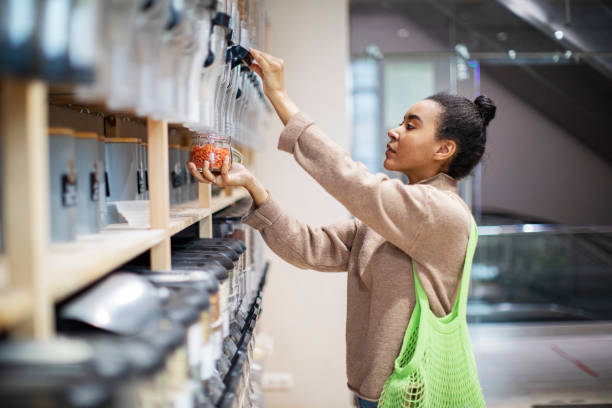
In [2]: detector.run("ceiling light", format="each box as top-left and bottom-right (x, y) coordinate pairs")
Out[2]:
(396, 28), (410, 38)
(508, 50), (517, 59)
(554, 30), (564, 40)
(564, 50), (573, 59)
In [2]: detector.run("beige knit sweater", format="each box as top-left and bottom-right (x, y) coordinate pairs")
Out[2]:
(242, 112), (473, 402)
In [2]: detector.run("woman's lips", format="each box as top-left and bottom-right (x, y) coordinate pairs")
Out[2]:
(386, 144), (396, 154)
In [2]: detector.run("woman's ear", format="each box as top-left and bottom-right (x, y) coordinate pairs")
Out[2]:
(433, 139), (456, 162)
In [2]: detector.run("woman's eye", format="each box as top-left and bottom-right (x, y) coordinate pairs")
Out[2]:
(405, 123), (414, 130)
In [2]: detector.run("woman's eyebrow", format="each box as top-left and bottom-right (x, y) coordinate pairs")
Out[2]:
(404, 113), (423, 124)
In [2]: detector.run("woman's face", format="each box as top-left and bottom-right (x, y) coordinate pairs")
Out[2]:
(383, 99), (450, 176)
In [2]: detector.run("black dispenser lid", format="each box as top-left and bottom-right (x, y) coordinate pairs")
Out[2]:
(174, 246), (239, 262)
(171, 258), (229, 281)
(137, 270), (220, 295)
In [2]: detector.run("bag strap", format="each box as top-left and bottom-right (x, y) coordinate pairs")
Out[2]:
(412, 216), (478, 317)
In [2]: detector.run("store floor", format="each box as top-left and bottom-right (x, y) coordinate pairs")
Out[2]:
(470, 322), (612, 407)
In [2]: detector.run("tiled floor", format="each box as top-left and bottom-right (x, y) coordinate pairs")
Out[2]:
(470, 322), (612, 407)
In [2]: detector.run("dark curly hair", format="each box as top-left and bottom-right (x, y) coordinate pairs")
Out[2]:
(426, 92), (496, 179)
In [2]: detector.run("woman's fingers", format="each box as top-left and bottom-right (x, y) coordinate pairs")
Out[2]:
(187, 162), (210, 184)
(201, 161), (217, 184)
(249, 62), (264, 79)
(220, 156), (231, 184)
(249, 48), (270, 69)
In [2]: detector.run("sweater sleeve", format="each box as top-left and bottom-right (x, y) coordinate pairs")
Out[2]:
(242, 194), (357, 272)
(277, 111), (435, 258)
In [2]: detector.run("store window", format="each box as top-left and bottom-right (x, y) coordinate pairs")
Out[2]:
(350, 58), (381, 173)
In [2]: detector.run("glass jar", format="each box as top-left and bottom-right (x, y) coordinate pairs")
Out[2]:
(191, 134), (232, 174)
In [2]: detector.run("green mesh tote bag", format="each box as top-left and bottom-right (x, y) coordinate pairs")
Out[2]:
(378, 217), (486, 407)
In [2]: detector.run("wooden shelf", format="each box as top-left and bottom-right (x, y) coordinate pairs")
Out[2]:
(169, 201), (212, 236)
(168, 188), (250, 235)
(211, 188), (250, 213)
(49, 228), (166, 301)
(0, 187), (251, 329)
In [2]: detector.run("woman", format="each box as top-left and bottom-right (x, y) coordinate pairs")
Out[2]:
(188, 48), (496, 407)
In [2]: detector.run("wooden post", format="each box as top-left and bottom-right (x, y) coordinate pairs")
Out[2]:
(147, 118), (171, 270)
(199, 183), (212, 238)
(1, 79), (52, 339)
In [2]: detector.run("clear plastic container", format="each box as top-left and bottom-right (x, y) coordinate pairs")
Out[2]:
(0, 0), (38, 77)
(137, 140), (147, 200)
(191, 134), (232, 174)
(48, 127), (77, 243)
(106, 0), (140, 109)
(194, 9), (228, 133)
(97, 135), (108, 228)
(180, 146), (191, 203)
(169, 144), (183, 205)
(68, 0), (100, 83)
(133, 0), (168, 117)
(140, 141), (149, 200)
(74, 131), (100, 235)
(105, 138), (141, 202)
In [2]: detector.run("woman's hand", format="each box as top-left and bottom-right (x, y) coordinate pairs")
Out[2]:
(187, 157), (252, 187)
(248, 48), (286, 99)
(187, 158), (269, 206)
(249, 48), (299, 126)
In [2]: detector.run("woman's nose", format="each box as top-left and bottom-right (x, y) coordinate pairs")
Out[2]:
(387, 129), (399, 141)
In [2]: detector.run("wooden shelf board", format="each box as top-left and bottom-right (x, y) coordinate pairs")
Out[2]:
(211, 188), (250, 214)
(49, 228), (166, 301)
(169, 201), (212, 236)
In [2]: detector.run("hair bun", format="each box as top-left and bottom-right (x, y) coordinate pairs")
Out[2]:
(474, 95), (496, 127)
